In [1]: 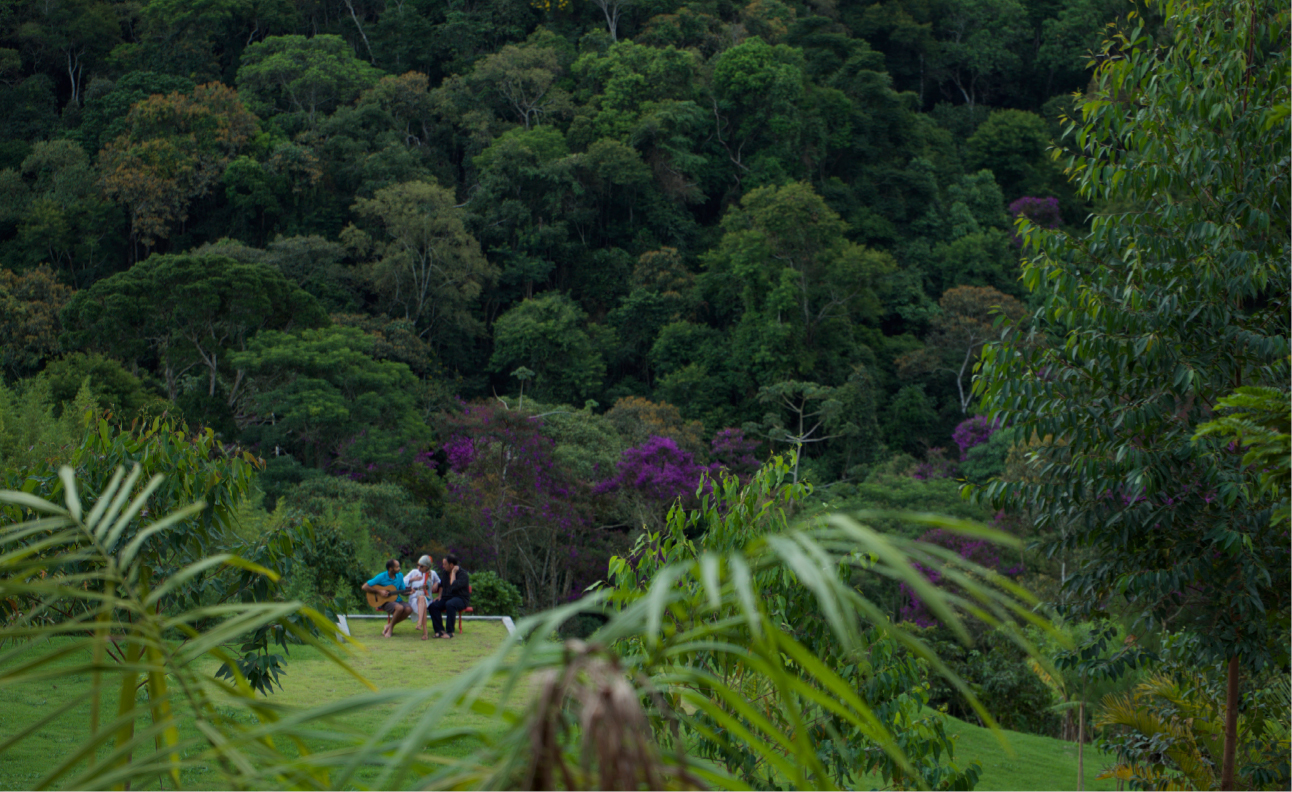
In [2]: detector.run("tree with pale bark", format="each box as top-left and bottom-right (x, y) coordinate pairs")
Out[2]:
(351, 180), (496, 350)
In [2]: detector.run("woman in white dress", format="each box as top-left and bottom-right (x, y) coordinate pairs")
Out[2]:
(403, 555), (441, 640)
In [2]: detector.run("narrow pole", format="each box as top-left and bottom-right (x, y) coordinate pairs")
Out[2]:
(1221, 656), (1240, 790)
(1077, 672), (1085, 791)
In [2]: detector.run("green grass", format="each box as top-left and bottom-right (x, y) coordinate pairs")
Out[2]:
(944, 713), (1116, 791)
(0, 618), (516, 790)
(2, 619), (1115, 791)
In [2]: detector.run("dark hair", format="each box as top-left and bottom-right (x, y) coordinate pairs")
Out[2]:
(444, 554), (458, 566)
(386, 558), (399, 572)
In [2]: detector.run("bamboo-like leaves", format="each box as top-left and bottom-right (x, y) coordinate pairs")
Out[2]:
(2, 464), (1059, 791)
(0, 466), (366, 790)
(225, 503), (1060, 791)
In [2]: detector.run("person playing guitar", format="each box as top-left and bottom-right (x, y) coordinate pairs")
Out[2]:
(362, 558), (414, 638)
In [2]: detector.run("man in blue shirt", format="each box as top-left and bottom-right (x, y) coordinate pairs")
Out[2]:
(362, 558), (414, 637)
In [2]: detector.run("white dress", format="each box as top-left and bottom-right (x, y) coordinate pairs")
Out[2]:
(404, 569), (440, 614)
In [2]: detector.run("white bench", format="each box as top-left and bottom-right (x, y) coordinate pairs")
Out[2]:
(335, 613), (516, 637)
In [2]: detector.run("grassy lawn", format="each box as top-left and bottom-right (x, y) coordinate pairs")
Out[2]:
(944, 714), (1115, 791)
(0, 618), (516, 791)
(2, 618), (1115, 791)
(269, 616), (517, 711)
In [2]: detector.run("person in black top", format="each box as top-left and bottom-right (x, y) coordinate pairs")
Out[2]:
(428, 554), (470, 638)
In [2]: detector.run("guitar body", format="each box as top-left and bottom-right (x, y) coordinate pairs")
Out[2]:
(365, 585), (406, 610)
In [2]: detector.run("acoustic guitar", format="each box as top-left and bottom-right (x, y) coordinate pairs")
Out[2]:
(365, 585), (409, 610)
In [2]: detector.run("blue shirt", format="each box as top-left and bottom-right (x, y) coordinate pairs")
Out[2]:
(366, 571), (405, 602)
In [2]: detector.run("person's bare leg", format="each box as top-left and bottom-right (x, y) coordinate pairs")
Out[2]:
(389, 604), (413, 633)
(382, 613), (393, 638)
(418, 599), (429, 639)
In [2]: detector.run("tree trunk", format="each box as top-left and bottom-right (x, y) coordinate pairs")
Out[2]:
(1221, 655), (1240, 790)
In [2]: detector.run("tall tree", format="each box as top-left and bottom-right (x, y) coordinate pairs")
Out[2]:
(930, 0), (1028, 108)
(463, 32), (572, 131)
(98, 83), (258, 252)
(703, 181), (894, 387)
(232, 325), (430, 468)
(897, 285), (1025, 414)
(4, 140), (123, 287)
(17, 0), (120, 106)
(975, 3), (1290, 789)
(0, 264), (71, 379)
(489, 292), (606, 404)
(707, 38), (844, 189)
(349, 179), (496, 350)
(62, 253), (326, 403)
(236, 34), (382, 131)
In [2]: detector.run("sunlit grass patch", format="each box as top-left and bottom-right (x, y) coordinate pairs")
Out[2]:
(0, 619), (518, 790)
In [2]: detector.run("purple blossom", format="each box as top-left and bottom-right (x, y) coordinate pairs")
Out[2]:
(900, 527), (1021, 627)
(1008, 196), (1063, 246)
(911, 447), (957, 480)
(952, 416), (1001, 459)
(596, 436), (714, 503)
(443, 436), (476, 471)
(710, 428), (762, 479)
(437, 403), (604, 604)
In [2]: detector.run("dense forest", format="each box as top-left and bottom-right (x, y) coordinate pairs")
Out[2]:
(0, 0), (1288, 787)
(0, 0), (1113, 541)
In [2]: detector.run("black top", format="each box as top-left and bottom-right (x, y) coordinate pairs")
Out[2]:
(442, 568), (470, 605)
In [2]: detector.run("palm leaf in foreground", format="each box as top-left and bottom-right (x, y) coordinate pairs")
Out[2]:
(2, 464), (1063, 790)
(220, 510), (1065, 790)
(0, 465), (368, 790)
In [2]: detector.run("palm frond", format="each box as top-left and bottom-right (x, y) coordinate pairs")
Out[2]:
(0, 465), (365, 790)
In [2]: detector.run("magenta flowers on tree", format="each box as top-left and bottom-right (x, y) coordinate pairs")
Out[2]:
(1007, 196), (1063, 247)
(596, 430), (764, 506)
(595, 435), (714, 503)
(438, 403), (606, 609)
(901, 527), (1022, 627)
(952, 415), (1000, 458)
(709, 427), (762, 478)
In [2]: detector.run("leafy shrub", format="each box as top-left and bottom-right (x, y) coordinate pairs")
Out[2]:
(283, 475), (430, 557)
(960, 428), (1013, 484)
(1096, 632), (1291, 791)
(601, 456), (1040, 789)
(916, 625), (1062, 736)
(257, 453), (323, 510)
(468, 569), (522, 617)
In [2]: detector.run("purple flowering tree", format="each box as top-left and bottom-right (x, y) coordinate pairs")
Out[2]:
(952, 415), (1000, 459)
(438, 403), (620, 610)
(910, 448), (958, 480)
(1007, 196), (1063, 247)
(595, 436), (711, 502)
(710, 427), (762, 479)
(900, 527), (1022, 627)
(596, 435), (717, 529)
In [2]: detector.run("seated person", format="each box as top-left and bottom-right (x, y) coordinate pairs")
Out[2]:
(362, 558), (414, 638)
(427, 554), (470, 639)
(403, 555), (441, 641)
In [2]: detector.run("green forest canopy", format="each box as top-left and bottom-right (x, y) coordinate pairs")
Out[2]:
(0, 0), (1116, 467)
(0, 0), (1288, 788)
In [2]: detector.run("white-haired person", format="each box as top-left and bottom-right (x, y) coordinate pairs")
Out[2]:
(403, 555), (441, 640)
